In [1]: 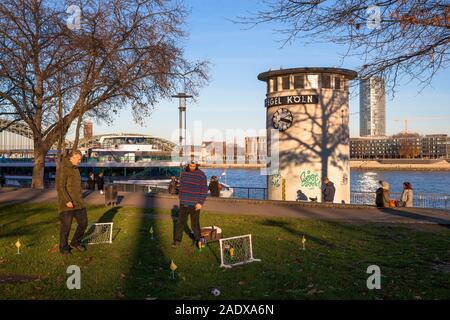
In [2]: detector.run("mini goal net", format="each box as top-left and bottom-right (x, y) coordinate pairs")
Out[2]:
(219, 234), (260, 268)
(82, 222), (113, 245)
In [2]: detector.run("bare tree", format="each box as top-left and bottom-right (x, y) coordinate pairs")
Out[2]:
(239, 0), (449, 90)
(0, 0), (209, 189)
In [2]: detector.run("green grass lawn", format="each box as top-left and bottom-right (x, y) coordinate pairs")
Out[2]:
(0, 202), (449, 300)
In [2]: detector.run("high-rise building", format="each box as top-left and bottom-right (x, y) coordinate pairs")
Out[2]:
(83, 120), (93, 139)
(360, 76), (386, 136)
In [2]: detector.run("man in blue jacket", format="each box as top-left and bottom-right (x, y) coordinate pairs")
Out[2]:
(172, 160), (208, 248)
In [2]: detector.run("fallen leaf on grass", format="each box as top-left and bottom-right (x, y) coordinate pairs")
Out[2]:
(307, 288), (318, 295)
(84, 256), (94, 265)
(48, 244), (59, 253)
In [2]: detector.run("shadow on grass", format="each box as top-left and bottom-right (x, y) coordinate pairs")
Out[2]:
(259, 218), (335, 248)
(122, 197), (176, 299)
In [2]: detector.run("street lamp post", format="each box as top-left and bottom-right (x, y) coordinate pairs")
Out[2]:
(171, 93), (193, 163)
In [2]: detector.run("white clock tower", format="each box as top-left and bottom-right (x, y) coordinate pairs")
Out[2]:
(258, 67), (357, 204)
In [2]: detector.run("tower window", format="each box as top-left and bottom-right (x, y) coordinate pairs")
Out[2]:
(271, 78), (278, 92)
(335, 77), (341, 90)
(282, 76), (290, 90)
(293, 75), (304, 89)
(321, 74), (332, 88)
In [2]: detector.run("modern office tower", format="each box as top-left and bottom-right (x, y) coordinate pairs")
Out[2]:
(83, 120), (93, 139)
(360, 76), (386, 136)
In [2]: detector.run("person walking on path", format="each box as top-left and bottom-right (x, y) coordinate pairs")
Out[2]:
(87, 171), (96, 191)
(0, 171), (5, 187)
(322, 177), (336, 203)
(97, 172), (105, 195)
(172, 161), (208, 249)
(56, 150), (88, 255)
(399, 182), (414, 207)
(375, 181), (391, 208)
(208, 176), (221, 197)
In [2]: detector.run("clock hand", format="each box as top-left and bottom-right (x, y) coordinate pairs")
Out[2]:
(280, 118), (292, 124)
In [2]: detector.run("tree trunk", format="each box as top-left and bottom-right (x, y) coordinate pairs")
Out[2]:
(31, 147), (46, 189)
(72, 111), (84, 151)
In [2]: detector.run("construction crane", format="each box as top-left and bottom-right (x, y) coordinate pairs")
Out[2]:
(393, 117), (450, 134)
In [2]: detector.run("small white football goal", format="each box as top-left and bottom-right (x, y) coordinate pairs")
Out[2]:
(82, 222), (113, 245)
(219, 234), (260, 268)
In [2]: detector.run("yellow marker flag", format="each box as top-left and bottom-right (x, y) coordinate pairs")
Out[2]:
(170, 260), (177, 272)
(15, 239), (21, 249)
(301, 235), (306, 245)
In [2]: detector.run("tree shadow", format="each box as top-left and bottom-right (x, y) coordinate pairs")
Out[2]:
(259, 218), (335, 248)
(269, 86), (350, 201)
(122, 197), (180, 299)
(376, 207), (450, 227)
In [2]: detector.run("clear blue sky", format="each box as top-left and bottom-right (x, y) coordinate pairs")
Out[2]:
(85, 0), (450, 143)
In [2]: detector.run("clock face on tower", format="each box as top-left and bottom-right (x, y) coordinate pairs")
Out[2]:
(272, 108), (293, 131)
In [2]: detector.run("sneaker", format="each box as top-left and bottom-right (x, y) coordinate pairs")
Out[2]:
(72, 244), (87, 252)
(171, 241), (181, 248)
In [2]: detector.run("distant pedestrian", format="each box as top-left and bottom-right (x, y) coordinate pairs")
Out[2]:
(168, 176), (179, 195)
(0, 171), (5, 187)
(296, 189), (308, 201)
(375, 181), (390, 208)
(172, 161), (208, 249)
(56, 150), (88, 255)
(322, 177), (336, 203)
(87, 172), (96, 191)
(97, 172), (105, 195)
(399, 182), (413, 207)
(208, 176), (221, 197)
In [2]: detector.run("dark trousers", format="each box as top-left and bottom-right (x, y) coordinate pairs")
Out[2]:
(174, 205), (201, 243)
(59, 208), (88, 252)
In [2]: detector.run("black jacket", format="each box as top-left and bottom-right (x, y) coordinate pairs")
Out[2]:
(323, 182), (336, 202)
(209, 181), (220, 197)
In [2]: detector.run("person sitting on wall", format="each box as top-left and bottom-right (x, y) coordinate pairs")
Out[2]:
(296, 189), (308, 201)
(375, 181), (391, 208)
(208, 176), (221, 197)
(322, 177), (336, 203)
(398, 182), (413, 207)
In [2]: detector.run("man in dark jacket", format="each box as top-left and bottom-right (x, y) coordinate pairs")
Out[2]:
(168, 176), (179, 195)
(208, 176), (221, 197)
(56, 150), (88, 255)
(322, 177), (336, 203)
(172, 161), (208, 249)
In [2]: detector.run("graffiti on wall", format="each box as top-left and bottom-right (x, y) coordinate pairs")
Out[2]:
(300, 170), (321, 189)
(271, 170), (281, 188)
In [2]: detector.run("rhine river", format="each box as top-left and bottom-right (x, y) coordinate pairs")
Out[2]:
(203, 168), (450, 194)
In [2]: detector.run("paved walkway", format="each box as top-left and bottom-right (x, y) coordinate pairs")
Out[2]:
(1, 188), (449, 225)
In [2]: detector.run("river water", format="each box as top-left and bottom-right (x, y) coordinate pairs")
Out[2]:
(203, 168), (450, 195)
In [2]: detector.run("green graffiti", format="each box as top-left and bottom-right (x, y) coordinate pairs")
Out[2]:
(271, 170), (281, 188)
(300, 170), (321, 189)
